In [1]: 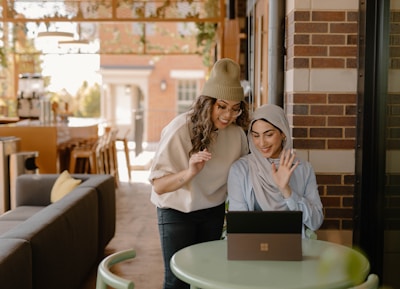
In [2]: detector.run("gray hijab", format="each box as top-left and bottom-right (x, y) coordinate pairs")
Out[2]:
(247, 104), (293, 210)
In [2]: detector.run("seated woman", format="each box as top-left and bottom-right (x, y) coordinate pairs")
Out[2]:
(227, 104), (323, 237)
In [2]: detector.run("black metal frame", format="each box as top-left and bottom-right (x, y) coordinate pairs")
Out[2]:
(354, 0), (389, 280)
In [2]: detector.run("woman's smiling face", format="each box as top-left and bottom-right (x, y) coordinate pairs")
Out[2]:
(211, 99), (242, 130)
(250, 119), (285, 158)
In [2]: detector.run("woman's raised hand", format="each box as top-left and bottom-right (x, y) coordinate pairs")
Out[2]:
(188, 148), (212, 175)
(271, 149), (299, 198)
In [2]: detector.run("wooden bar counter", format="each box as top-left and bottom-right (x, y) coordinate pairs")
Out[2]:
(0, 118), (101, 173)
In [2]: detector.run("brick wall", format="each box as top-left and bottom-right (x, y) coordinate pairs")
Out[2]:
(285, 5), (358, 230)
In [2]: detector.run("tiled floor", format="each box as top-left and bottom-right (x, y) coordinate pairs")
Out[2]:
(80, 142), (163, 289)
(116, 141), (156, 184)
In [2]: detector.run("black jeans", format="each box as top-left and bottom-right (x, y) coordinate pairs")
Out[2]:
(157, 202), (225, 289)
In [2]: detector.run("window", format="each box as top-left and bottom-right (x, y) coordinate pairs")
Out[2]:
(177, 79), (198, 114)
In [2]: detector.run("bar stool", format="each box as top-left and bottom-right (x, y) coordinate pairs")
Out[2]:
(101, 126), (119, 187)
(116, 129), (131, 182)
(57, 140), (75, 172)
(69, 137), (100, 174)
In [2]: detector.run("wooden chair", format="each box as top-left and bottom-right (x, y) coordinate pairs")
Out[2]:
(96, 249), (136, 289)
(349, 274), (379, 289)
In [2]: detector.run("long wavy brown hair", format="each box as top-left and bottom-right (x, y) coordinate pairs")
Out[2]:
(187, 95), (250, 156)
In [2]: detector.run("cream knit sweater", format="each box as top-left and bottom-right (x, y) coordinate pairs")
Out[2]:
(149, 112), (248, 213)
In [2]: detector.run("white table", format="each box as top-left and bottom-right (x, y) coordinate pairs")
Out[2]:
(170, 239), (370, 289)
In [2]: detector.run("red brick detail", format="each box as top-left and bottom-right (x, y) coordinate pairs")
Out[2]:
(295, 23), (328, 33)
(328, 116), (356, 126)
(321, 196), (341, 207)
(327, 139), (356, 149)
(345, 128), (356, 138)
(311, 58), (345, 68)
(330, 46), (357, 57)
(294, 11), (311, 21)
(312, 34), (345, 45)
(311, 105), (344, 115)
(294, 46), (327, 56)
(343, 196), (354, 207)
(345, 105), (357, 115)
(310, 128), (343, 138)
(293, 116), (326, 126)
(294, 34), (310, 44)
(312, 11), (346, 22)
(346, 58), (358, 68)
(316, 174), (342, 184)
(293, 58), (310, 68)
(324, 208), (353, 219)
(344, 175), (355, 185)
(328, 94), (356, 103)
(293, 139), (326, 149)
(330, 23), (358, 33)
(292, 127), (308, 137)
(347, 35), (358, 45)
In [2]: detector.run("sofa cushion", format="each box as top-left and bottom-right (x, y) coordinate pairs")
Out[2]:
(50, 170), (82, 202)
(0, 221), (24, 236)
(0, 207), (45, 244)
(15, 175), (53, 206)
(0, 206), (45, 221)
(0, 238), (32, 289)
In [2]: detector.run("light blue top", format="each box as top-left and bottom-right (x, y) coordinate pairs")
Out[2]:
(227, 156), (324, 233)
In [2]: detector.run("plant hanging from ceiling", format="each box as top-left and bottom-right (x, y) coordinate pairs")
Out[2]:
(195, 22), (217, 67)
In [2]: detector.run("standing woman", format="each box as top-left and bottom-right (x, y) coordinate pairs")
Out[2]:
(149, 58), (250, 289)
(227, 104), (323, 236)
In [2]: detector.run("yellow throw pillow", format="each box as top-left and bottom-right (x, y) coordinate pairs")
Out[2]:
(50, 170), (82, 203)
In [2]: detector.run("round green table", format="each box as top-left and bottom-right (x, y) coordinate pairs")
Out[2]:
(170, 239), (370, 289)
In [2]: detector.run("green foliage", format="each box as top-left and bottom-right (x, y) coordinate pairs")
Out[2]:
(0, 47), (7, 68)
(75, 81), (100, 118)
(47, 82), (100, 118)
(319, 245), (369, 287)
(195, 22), (217, 67)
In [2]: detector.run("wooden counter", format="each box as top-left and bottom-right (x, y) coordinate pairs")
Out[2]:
(0, 117), (20, 124)
(0, 118), (101, 173)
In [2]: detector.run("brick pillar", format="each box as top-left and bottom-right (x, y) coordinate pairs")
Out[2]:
(285, 2), (359, 231)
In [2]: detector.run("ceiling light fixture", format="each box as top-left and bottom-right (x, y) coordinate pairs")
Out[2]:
(37, 31), (74, 41)
(58, 39), (90, 49)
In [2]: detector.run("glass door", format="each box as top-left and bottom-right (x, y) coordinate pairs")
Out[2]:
(355, 0), (400, 287)
(383, 0), (400, 287)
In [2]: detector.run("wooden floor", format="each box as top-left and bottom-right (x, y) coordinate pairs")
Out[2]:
(79, 154), (164, 289)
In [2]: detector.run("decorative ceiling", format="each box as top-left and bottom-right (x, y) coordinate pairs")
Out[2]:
(2, 0), (223, 22)
(0, 0), (225, 55)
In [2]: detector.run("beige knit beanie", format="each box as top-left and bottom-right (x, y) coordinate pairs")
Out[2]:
(201, 58), (244, 102)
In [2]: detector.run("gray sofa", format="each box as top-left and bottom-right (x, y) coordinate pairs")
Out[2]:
(0, 173), (116, 289)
